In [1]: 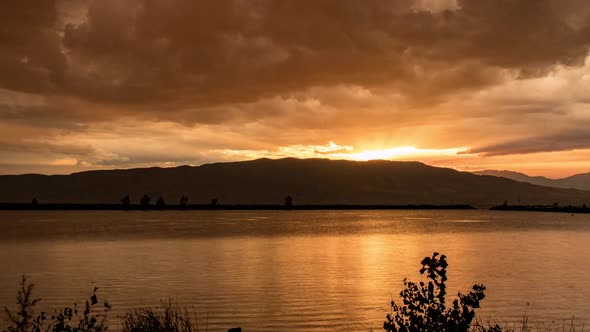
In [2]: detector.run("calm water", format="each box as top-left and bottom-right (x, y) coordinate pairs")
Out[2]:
(1, 210), (589, 331)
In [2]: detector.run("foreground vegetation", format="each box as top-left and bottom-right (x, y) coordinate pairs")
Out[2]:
(120, 302), (209, 332)
(383, 253), (584, 332)
(1, 278), (221, 332)
(384, 252), (492, 332)
(2, 254), (584, 332)
(2, 276), (110, 332)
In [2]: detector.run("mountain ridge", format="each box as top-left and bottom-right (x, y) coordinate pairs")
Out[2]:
(1, 158), (589, 207)
(473, 169), (590, 191)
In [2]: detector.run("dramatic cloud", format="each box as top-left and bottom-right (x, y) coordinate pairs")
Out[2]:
(1, 0), (590, 176)
(467, 129), (590, 156)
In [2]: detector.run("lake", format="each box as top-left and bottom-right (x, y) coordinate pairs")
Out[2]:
(1, 210), (589, 331)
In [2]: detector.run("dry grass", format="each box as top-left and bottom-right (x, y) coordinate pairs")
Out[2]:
(120, 301), (207, 332)
(472, 316), (585, 332)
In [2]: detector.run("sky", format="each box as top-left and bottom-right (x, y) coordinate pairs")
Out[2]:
(1, 0), (590, 178)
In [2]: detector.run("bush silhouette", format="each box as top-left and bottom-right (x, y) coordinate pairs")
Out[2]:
(3, 276), (40, 332)
(384, 252), (492, 332)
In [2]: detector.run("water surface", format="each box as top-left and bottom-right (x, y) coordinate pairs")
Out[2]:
(0, 210), (589, 331)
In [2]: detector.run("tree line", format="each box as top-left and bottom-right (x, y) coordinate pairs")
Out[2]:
(117, 194), (294, 208)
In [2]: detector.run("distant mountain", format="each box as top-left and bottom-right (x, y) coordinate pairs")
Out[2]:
(1, 158), (590, 207)
(473, 170), (590, 191)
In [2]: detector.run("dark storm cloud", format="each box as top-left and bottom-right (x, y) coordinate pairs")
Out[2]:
(2, 0), (590, 110)
(467, 129), (590, 156)
(0, 0), (66, 94)
(60, 0), (590, 108)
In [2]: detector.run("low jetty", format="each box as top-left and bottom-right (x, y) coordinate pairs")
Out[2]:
(491, 204), (590, 213)
(0, 203), (476, 211)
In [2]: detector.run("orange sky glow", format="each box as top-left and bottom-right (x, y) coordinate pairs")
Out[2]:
(2, 0), (590, 178)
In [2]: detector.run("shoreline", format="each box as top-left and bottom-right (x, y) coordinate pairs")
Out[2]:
(0, 203), (476, 211)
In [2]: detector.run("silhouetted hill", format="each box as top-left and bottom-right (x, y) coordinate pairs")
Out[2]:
(1, 158), (590, 207)
(474, 170), (590, 191)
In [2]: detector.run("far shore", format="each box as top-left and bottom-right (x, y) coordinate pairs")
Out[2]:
(0, 203), (476, 211)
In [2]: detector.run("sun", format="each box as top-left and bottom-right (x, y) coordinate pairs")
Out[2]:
(348, 147), (419, 161)
(344, 146), (468, 161)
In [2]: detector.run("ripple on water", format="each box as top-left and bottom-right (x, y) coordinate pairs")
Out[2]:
(0, 210), (589, 331)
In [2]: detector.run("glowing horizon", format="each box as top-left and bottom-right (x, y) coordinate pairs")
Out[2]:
(218, 142), (470, 162)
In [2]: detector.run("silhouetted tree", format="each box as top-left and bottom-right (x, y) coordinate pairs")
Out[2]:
(31, 197), (38, 206)
(211, 198), (219, 206)
(502, 200), (508, 207)
(140, 195), (151, 208)
(120, 195), (131, 208)
(553, 202), (559, 208)
(583, 203), (587, 209)
(284, 195), (293, 207)
(179, 195), (189, 207)
(156, 196), (166, 208)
